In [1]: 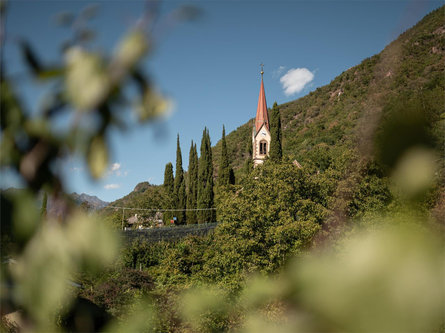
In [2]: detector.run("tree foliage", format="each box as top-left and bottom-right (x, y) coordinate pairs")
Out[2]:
(218, 125), (234, 187)
(186, 141), (199, 224)
(269, 102), (282, 162)
(163, 162), (174, 194)
(197, 128), (215, 223)
(174, 135), (186, 223)
(163, 162), (175, 224)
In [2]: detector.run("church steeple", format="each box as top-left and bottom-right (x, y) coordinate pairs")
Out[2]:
(252, 64), (271, 167)
(255, 64), (269, 133)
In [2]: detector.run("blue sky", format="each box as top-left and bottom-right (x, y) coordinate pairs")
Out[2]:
(2, 0), (442, 202)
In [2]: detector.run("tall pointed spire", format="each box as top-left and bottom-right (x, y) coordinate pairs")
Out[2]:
(255, 64), (269, 133)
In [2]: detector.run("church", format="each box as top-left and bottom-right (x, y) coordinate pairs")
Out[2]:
(252, 65), (271, 166)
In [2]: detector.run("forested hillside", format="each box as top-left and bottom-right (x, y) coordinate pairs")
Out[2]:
(113, 6), (444, 225)
(101, 182), (167, 228)
(214, 7), (444, 175)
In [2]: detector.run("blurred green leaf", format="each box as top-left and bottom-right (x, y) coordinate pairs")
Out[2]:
(180, 285), (230, 332)
(11, 223), (75, 330)
(0, 130), (20, 166)
(1, 79), (25, 131)
(65, 47), (109, 111)
(87, 135), (108, 179)
(374, 96), (436, 169)
(291, 224), (445, 332)
(66, 211), (119, 273)
(11, 211), (119, 330)
(391, 147), (438, 200)
(136, 88), (170, 122)
(241, 275), (287, 310)
(12, 190), (40, 247)
(114, 30), (149, 71)
(24, 118), (52, 140)
(106, 298), (155, 333)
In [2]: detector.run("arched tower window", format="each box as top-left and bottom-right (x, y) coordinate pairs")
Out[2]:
(259, 140), (267, 155)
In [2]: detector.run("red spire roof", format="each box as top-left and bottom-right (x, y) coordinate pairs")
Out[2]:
(255, 76), (269, 133)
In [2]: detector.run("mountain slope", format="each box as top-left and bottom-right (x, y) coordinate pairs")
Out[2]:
(71, 192), (109, 210)
(100, 182), (167, 228)
(104, 7), (444, 220)
(213, 6), (444, 175)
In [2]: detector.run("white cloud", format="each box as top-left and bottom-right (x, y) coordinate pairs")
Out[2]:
(104, 183), (120, 190)
(111, 163), (121, 172)
(272, 65), (286, 78)
(107, 162), (128, 177)
(280, 68), (314, 96)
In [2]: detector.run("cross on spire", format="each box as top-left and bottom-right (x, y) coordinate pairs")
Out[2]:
(260, 63), (264, 76)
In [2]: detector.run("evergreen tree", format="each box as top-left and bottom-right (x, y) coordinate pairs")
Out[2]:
(174, 134), (186, 223)
(186, 141), (198, 224)
(163, 162), (174, 193)
(218, 125), (233, 186)
(163, 162), (174, 224)
(197, 128), (215, 223)
(269, 101), (283, 162)
(243, 136), (253, 177)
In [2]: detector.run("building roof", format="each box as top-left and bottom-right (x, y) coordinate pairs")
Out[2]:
(255, 76), (269, 133)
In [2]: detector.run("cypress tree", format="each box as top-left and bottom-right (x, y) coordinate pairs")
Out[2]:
(243, 136), (253, 177)
(186, 141), (198, 224)
(218, 125), (232, 187)
(174, 134), (186, 223)
(164, 162), (174, 193)
(206, 129), (215, 222)
(269, 101), (283, 162)
(197, 128), (215, 223)
(163, 162), (174, 224)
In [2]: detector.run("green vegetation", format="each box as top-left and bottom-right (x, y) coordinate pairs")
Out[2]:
(269, 102), (282, 162)
(163, 163), (174, 224)
(1, 4), (444, 333)
(197, 128), (215, 223)
(218, 125), (234, 187)
(186, 141), (199, 224)
(174, 135), (186, 224)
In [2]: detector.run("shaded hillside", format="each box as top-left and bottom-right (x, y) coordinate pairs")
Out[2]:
(100, 182), (167, 228)
(213, 7), (444, 175)
(106, 182), (164, 209)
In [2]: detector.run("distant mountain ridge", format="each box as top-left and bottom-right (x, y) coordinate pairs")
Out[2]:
(71, 192), (109, 210)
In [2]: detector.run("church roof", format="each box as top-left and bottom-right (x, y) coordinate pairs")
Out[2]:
(255, 76), (269, 133)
